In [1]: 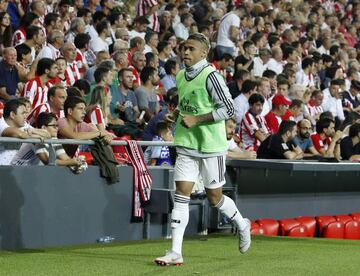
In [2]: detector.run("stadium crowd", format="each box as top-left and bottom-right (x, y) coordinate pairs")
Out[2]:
(0, 0), (360, 167)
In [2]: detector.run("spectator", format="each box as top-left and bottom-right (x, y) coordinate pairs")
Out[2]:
(110, 68), (141, 126)
(266, 46), (284, 75)
(37, 30), (64, 60)
(286, 99), (304, 123)
(143, 121), (174, 166)
(252, 48), (271, 77)
(161, 59), (179, 93)
(128, 16), (149, 40)
(226, 117), (257, 159)
(84, 50), (110, 84)
(65, 17), (86, 43)
(215, 6), (241, 57)
(343, 80), (360, 113)
(27, 85), (67, 126)
(295, 57), (316, 88)
(142, 92), (178, 141)
(227, 69), (250, 100)
(211, 53), (234, 80)
(240, 93), (270, 151)
(0, 12), (13, 54)
(304, 89), (324, 126)
(257, 120), (303, 160)
(22, 58), (59, 109)
(136, 0), (159, 33)
(58, 96), (112, 157)
(174, 13), (193, 41)
(293, 119), (320, 157)
(235, 41), (255, 73)
(11, 12), (39, 47)
(90, 19), (111, 53)
(130, 51), (146, 89)
(0, 99), (50, 164)
(321, 79), (346, 123)
(135, 66), (160, 120)
(311, 118), (342, 159)
(74, 33), (93, 76)
(157, 41), (172, 79)
(265, 94), (292, 134)
(144, 32), (159, 54)
(11, 112), (83, 168)
(257, 77), (272, 116)
(233, 79), (256, 125)
(44, 13), (62, 35)
(62, 42), (81, 86)
(15, 43), (37, 82)
(340, 123), (360, 161)
(24, 25), (46, 62)
(0, 47), (20, 101)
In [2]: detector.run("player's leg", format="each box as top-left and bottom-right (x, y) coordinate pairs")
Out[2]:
(155, 154), (197, 265)
(202, 155), (251, 253)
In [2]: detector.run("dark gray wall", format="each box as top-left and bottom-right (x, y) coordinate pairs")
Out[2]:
(0, 166), (204, 250)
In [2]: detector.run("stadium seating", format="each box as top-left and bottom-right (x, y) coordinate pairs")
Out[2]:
(287, 225), (310, 237)
(255, 219), (279, 236)
(322, 221), (345, 239)
(279, 218), (300, 236)
(295, 217), (316, 237)
(335, 214), (353, 224)
(316, 216), (337, 236)
(350, 212), (360, 222)
(250, 222), (265, 235)
(344, 220), (360, 240)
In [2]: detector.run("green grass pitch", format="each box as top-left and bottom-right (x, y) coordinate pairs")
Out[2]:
(0, 235), (359, 276)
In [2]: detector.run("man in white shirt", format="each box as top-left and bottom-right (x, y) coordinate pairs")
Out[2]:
(234, 80), (256, 125)
(252, 48), (271, 77)
(295, 57), (315, 88)
(90, 20), (111, 53)
(128, 16), (149, 40)
(0, 99), (50, 165)
(215, 7), (241, 57)
(37, 30), (64, 60)
(266, 46), (284, 75)
(173, 13), (193, 40)
(321, 79), (345, 122)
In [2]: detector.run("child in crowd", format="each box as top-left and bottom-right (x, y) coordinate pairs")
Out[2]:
(144, 121), (174, 166)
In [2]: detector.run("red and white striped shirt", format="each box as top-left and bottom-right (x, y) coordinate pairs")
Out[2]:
(136, 0), (160, 32)
(12, 28), (26, 46)
(75, 49), (87, 76)
(129, 65), (141, 87)
(22, 77), (49, 109)
(27, 103), (65, 127)
(306, 100), (323, 118)
(85, 106), (105, 126)
(65, 62), (81, 86)
(240, 111), (269, 150)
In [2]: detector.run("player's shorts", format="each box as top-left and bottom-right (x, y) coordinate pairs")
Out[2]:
(174, 153), (226, 189)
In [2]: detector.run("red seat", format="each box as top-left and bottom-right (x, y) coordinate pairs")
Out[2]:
(287, 225), (310, 237)
(322, 221), (344, 239)
(295, 217), (316, 237)
(278, 219), (300, 236)
(335, 214), (353, 224)
(316, 216), (336, 236)
(255, 219), (279, 236)
(78, 152), (94, 165)
(344, 220), (360, 240)
(250, 222), (265, 235)
(350, 212), (360, 222)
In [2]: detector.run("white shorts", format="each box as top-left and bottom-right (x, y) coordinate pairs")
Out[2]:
(174, 154), (226, 189)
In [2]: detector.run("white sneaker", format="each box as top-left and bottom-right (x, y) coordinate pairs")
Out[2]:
(154, 250), (184, 266)
(239, 218), (251, 254)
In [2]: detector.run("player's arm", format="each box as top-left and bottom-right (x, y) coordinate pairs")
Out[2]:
(181, 71), (234, 128)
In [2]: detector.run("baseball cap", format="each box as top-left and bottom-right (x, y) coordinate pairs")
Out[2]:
(272, 94), (292, 106)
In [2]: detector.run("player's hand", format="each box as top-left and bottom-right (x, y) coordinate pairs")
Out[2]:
(181, 115), (198, 128)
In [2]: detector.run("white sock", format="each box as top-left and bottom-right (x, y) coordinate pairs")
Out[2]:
(171, 194), (190, 255)
(215, 195), (247, 231)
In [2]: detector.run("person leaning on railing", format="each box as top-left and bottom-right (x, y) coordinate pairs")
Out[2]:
(0, 99), (50, 165)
